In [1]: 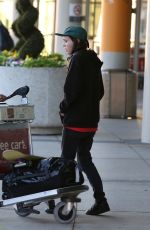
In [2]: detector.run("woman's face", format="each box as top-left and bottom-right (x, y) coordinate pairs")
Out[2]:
(63, 36), (74, 55)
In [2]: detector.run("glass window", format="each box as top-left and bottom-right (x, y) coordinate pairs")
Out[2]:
(81, 0), (101, 52)
(88, 0), (101, 39)
(38, 0), (56, 54)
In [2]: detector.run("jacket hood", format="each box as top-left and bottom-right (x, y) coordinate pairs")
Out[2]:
(72, 49), (103, 69)
(85, 49), (103, 68)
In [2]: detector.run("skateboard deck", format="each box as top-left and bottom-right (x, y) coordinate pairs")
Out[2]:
(2, 150), (44, 161)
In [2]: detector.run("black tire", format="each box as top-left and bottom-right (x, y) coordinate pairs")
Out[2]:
(14, 203), (32, 217)
(54, 201), (76, 224)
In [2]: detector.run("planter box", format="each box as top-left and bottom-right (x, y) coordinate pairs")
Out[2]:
(0, 67), (66, 134)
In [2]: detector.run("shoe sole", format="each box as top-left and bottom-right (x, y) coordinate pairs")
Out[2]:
(86, 208), (110, 216)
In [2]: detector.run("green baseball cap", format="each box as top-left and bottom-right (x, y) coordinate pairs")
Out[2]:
(55, 26), (87, 40)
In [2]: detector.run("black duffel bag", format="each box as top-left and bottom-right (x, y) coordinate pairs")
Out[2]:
(2, 157), (84, 199)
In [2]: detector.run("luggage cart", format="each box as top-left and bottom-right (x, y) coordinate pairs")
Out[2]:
(0, 86), (89, 224)
(0, 183), (88, 224)
(0, 86), (34, 178)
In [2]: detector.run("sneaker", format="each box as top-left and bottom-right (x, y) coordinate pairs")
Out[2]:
(86, 199), (110, 215)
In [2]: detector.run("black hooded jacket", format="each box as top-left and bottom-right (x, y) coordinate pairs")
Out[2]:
(60, 49), (104, 128)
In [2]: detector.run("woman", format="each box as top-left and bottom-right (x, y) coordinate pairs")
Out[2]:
(54, 26), (110, 216)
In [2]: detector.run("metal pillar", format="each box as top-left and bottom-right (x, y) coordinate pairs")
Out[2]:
(141, 0), (150, 143)
(133, 0), (141, 71)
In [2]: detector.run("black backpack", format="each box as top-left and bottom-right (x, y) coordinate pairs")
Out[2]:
(2, 157), (84, 199)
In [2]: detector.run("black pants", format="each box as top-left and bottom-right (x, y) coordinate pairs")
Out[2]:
(61, 128), (105, 201)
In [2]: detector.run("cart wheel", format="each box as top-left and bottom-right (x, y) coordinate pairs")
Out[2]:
(14, 203), (32, 217)
(54, 201), (76, 224)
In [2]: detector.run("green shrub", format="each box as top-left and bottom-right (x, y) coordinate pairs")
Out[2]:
(0, 54), (7, 66)
(22, 53), (66, 67)
(0, 51), (65, 68)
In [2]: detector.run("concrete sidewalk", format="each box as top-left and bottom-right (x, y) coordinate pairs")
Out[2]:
(1, 118), (150, 230)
